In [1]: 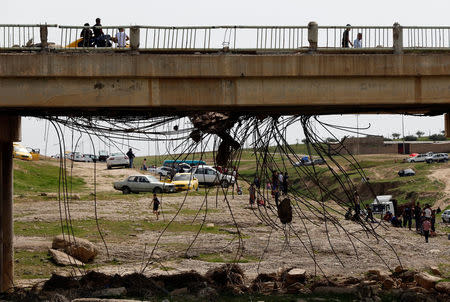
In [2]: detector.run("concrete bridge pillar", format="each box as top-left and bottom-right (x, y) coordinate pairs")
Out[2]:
(308, 21), (318, 52)
(130, 26), (140, 50)
(393, 23), (403, 54)
(0, 116), (20, 292)
(445, 113), (450, 138)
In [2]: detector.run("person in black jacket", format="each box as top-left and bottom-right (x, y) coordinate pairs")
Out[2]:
(126, 148), (135, 168)
(414, 203), (422, 231)
(79, 23), (93, 47)
(92, 18), (111, 47)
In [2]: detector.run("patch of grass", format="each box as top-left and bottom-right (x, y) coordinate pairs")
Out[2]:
(14, 159), (86, 195)
(14, 250), (56, 279)
(195, 253), (259, 263)
(14, 219), (230, 242)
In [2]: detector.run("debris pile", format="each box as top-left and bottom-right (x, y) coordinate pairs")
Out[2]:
(3, 265), (449, 301)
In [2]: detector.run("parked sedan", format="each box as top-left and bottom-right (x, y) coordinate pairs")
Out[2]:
(106, 153), (129, 169)
(171, 173), (199, 191)
(113, 175), (175, 194)
(398, 168), (416, 177)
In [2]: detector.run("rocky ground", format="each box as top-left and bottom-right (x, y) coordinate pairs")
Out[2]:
(9, 159), (450, 301)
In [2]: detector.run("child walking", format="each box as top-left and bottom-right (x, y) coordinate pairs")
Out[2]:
(422, 218), (431, 243)
(151, 193), (161, 220)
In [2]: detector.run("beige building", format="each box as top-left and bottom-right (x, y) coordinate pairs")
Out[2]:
(330, 136), (450, 155)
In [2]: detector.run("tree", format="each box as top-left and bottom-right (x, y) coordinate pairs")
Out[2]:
(301, 138), (308, 144)
(392, 133), (400, 139)
(415, 131), (425, 138)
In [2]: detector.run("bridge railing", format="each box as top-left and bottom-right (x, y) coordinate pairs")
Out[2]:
(403, 26), (450, 48)
(0, 23), (449, 52)
(0, 24), (57, 49)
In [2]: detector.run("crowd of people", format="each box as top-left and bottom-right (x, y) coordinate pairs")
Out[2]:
(248, 171), (289, 209)
(79, 18), (129, 48)
(345, 198), (439, 243)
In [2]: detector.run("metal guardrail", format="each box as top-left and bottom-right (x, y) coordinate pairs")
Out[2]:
(0, 24), (449, 51)
(0, 24), (57, 49)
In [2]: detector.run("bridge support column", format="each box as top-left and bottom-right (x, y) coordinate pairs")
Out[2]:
(308, 21), (318, 52)
(445, 113), (450, 138)
(393, 23), (403, 54)
(0, 116), (20, 292)
(130, 26), (140, 50)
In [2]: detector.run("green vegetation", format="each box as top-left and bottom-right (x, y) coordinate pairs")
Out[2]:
(14, 219), (231, 242)
(14, 250), (55, 279)
(14, 159), (86, 195)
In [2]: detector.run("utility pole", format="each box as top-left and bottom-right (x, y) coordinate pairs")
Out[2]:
(401, 114), (406, 154)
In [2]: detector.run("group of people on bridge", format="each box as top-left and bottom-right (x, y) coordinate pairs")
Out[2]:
(79, 18), (129, 48)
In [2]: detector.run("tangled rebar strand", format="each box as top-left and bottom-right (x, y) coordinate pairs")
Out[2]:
(44, 113), (401, 277)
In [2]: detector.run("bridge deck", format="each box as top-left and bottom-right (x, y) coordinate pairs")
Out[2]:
(0, 52), (449, 116)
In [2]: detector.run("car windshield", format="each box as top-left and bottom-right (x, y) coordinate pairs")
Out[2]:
(14, 146), (29, 153)
(173, 175), (192, 181)
(147, 176), (158, 182)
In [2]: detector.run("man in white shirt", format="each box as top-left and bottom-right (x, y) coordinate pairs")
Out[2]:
(115, 28), (129, 48)
(353, 33), (362, 48)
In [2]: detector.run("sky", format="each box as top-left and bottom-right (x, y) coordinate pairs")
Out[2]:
(3, 0), (449, 156)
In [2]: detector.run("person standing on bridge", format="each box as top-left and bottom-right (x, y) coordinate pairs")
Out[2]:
(126, 148), (135, 168)
(114, 27), (129, 48)
(342, 24), (353, 48)
(353, 33), (363, 48)
(93, 18), (112, 47)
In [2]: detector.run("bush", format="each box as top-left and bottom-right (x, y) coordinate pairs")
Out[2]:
(428, 134), (447, 141)
(403, 135), (417, 141)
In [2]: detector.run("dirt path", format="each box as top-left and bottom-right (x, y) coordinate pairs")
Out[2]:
(429, 164), (450, 209)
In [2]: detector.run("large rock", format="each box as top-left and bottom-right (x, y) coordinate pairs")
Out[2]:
(52, 235), (98, 263)
(382, 278), (396, 290)
(285, 268), (306, 285)
(92, 287), (126, 298)
(414, 272), (442, 290)
(435, 282), (450, 294)
(48, 249), (84, 267)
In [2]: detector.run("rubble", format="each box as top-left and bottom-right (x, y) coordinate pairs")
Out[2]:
(48, 248), (85, 267)
(3, 265), (449, 301)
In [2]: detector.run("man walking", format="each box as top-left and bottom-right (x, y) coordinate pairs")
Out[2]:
(126, 148), (135, 168)
(342, 24), (353, 48)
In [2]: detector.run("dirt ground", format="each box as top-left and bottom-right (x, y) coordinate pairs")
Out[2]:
(13, 159), (450, 286)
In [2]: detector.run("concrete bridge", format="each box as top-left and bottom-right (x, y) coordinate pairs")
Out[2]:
(0, 23), (450, 291)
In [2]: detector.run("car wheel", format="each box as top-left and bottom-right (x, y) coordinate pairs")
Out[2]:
(153, 187), (162, 194)
(122, 187), (131, 195)
(221, 180), (230, 188)
(107, 165), (112, 170)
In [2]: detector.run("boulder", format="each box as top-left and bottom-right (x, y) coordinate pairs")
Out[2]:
(52, 235), (98, 263)
(414, 272), (442, 290)
(92, 287), (126, 298)
(382, 278), (396, 290)
(285, 268), (306, 285)
(435, 282), (450, 294)
(48, 249), (84, 267)
(429, 266), (442, 276)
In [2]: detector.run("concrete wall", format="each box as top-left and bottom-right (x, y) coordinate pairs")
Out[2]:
(0, 53), (449, 115)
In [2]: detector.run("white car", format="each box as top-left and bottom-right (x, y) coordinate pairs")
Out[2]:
(192, 165), (235, 187)
(106, 153), (129, 169)
(155, 166), (174, 177)
(407, 154), (427, 163)
(69, 152), (93, 162)
(426, 153), (448, 163)
(442, 210), (450, 223)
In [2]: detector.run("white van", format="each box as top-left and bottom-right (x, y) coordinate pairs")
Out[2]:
(370, 195), (395, 215)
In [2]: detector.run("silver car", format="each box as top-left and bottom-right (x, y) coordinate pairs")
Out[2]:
(113, 175), (175, 194)
(442, 210), (450, 223)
